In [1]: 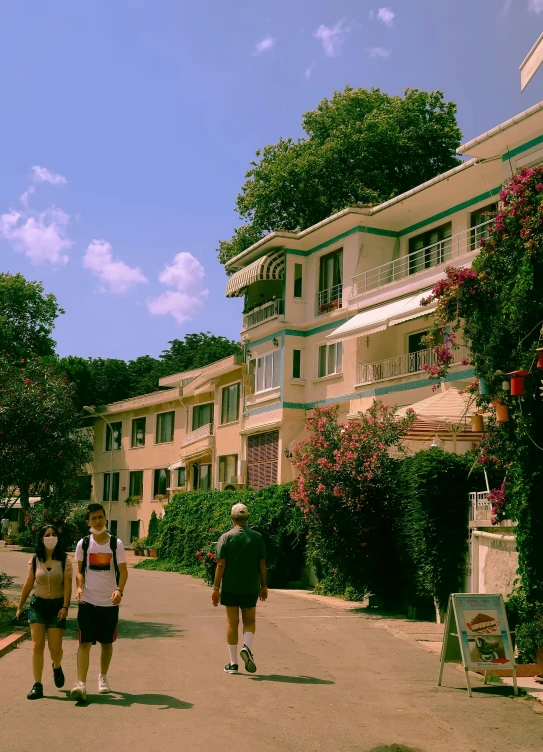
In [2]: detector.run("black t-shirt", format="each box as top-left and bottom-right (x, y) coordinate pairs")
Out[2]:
(217, 526), (266, 595)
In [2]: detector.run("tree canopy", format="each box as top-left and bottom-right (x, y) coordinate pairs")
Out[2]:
(218, 86), (462, 267)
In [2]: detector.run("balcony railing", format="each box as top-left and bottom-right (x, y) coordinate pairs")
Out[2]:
(316, 283), (343, 316)
(356, 344), (470, 386)
(243, 299), (283, 329)
(181, 422), (214, 447)
(469, 491), (492, 522)
(351, 219), (495, 297)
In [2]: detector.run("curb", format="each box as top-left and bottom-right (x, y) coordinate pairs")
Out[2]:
(0, 632), (27, 659)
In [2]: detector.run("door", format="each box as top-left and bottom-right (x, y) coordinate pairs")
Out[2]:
(247, 431), (279, 491)
(129, 520), (140, 544)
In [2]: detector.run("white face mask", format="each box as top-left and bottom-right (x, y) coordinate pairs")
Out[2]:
(43, 536), (58, 550)
(90, 527), (105, 535)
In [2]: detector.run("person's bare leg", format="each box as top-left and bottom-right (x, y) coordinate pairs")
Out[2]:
(77, 643), (92, 682)
(47, 628), (64, 669)
(30, 624), (46, 683)
(100, 643), (113, 675)
(226, 606), (240, 667)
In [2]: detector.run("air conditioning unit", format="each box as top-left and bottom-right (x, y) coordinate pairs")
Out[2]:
(219, 482), (247, 491)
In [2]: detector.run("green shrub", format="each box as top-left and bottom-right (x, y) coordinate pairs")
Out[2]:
(147, 511), (160, 548)
(148, 484), (306, 587)
(14, 530), (35, 547)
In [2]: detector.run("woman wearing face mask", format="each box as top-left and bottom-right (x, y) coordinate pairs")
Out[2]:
(16, 524), (73, 699)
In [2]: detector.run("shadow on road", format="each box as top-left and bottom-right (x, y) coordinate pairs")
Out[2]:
(49, 690), (193, 710)
(247, 674), (334, 684)
(63, 619), (184, 641)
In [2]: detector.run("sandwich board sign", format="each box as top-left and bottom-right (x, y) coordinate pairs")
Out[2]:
(438, 593), (517, 697)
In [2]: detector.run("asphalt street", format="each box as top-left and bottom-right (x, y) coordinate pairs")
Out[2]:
(0, 548), (541, 752)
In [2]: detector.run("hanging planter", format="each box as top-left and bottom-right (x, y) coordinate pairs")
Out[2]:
(478, 377), (490, 395)
(471, 414), (484, 432)
(537, 348), (543, 369)
(501, 380), (510, 392)
(492, 401), (509, 423)
(507, 370), (530, 397)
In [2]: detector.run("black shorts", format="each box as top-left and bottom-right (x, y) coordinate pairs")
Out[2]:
(77, 603), (119, 645)
(220, 592), (258, 609)
(28, 595), (66, 630)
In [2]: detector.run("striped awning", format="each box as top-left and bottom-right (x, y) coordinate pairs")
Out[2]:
(226, 250), (284, 298)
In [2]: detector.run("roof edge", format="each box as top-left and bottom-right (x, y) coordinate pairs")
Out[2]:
(457, 100), (543, 155)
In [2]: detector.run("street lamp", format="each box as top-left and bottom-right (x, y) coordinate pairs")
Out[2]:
(83, 405), (113, 526)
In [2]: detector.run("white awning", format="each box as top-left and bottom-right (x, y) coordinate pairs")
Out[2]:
(327, 289), (435, 343)
(168, 459), (185, 471)
(225, 250), (284, 298)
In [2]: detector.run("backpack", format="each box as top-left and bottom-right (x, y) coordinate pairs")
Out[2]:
(32, 555), (66, 576)
(81, 535), (120, 585)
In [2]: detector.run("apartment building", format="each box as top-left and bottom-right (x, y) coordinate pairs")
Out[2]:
(225, 101), (543, 478)
(84, 355), (243, 544)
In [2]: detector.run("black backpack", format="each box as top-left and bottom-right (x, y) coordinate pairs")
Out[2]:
(81, 535), (120, 585)
(32, 555), (66, 576)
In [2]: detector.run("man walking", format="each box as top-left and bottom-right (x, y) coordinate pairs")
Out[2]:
(212, 503), (267, 674)
(70, 503), (128, 701)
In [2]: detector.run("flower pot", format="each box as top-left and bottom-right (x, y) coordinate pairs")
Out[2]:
(144, 549), (150, 557)
(495, 403), (509, 423)
(150, 549), (158, 558)
(508, 370), (530, 396)
(537, 348), (543, 369)
(478, 377), (490, 395)
(471, 415), (484, 432)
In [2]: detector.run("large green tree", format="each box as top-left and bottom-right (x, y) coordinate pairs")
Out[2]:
(218, 86), (462, 266)
(0, 272), (63, 359)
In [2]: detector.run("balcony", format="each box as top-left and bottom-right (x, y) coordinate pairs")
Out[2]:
(351, 219), (494, 297)
(470, 491), (492, 523)
(181, 422), (214, 447)
(316, 283), (343, 317)
(356, 344), (470, 386)
(243, 299), (283, 330)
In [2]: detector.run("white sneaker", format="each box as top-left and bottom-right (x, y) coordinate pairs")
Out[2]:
(98, 675), (111, 694)
(70, 682), (87, 701)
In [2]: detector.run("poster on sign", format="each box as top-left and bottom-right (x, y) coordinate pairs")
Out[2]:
(438, 593), (517, 697)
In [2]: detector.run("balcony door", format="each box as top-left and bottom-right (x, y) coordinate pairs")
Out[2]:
(408, 223), (452, 275)
(318, 250), (343, 308)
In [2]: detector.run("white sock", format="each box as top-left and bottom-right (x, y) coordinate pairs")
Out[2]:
(99, 674), (107, 679)
(243, 632), (254, 650)
(228, 645), (238, 665)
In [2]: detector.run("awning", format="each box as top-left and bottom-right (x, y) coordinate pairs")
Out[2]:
(327, 289), (435, 343)
(225, 250), (284, 298)
(168, 459), (185, 471)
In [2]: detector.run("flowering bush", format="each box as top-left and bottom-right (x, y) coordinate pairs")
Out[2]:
(196, 549), (218, 586)
(291, 402), (415, 601)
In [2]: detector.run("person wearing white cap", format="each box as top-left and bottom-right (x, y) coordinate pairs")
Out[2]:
(212, 502), (268, 674)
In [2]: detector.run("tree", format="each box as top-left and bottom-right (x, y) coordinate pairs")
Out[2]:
(0, 272), (63, 359)
(291, 403), (414, 601)
(159, 333), (242, 373)
(422, 165), (543, 649)
(218, 87), (462, 267)
(0, 357), (93, 512)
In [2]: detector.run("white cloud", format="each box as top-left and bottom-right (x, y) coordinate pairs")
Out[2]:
(83, 239), (148, 294)
(20, 186), (36, 207)
(501, 0), (513, 14)
(147, 251), (208, 324)
(368, 46), (391, 58)
(376, 7), (395, 26)
(31, 166), (67, 186)
(0, 207), (72, 265)
(315, 20), (350, 57)
(528, 0), (543, 12)
(253, 36), (275, 55)
(304, 64), (314, 79)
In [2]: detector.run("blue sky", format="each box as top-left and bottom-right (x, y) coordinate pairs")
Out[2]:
(0, 0), (542, 360)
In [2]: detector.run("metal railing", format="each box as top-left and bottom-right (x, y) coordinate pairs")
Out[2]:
(469, 491), (492, 522)
(316, 283), (343, 316)
(356, 344), (470, 386)
(351, 219), (495, 297)
(243, 299), (283, 329)
(181, 422), (214, 447)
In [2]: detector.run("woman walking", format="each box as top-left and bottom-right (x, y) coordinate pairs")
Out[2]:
(16, 524), (73, 699)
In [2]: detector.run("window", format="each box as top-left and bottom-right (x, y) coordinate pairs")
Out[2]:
(318, 342), (342, 378)
(319, 249), (342, 293)
(470, 203), (498, 250)
(219, 454), (238, 484)
(221, 383), (240, 424)
(156, 411), (174, 443)
(129, 470), (144, 498)
(193, 403), (214, 431)
(293, 263), (303, 298)
(177, 467), (186, 487)
(131, 417), (146, 448)
(249, 350), (281, 393)
(153, 468), (170, 497)
(408, 331), (429, 355)
(129, 520), (140, 543)
(105, 421), (122, 451)
(109, 520), (118, 537)
(103, 472), (120, 502)
(408, 223), (452, 274)
(247, 431), (279, 491)
(293, 349), (301, 379)
(193, 464), (212, 491)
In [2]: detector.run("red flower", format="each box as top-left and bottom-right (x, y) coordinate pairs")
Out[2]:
(24, 378), (31, 385)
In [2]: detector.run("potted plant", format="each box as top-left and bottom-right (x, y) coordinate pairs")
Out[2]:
(125, 495), (142, 507)
(132, 536), (146, 556)
(154, 494), (167, 502)
(149, 547), (158, 558)
(329, 299), (339, 312)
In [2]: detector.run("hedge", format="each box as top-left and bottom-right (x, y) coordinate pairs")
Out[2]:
(135, 483), (307, 588)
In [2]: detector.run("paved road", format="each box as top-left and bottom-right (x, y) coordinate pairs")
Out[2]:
(0, 549), (542, 752)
